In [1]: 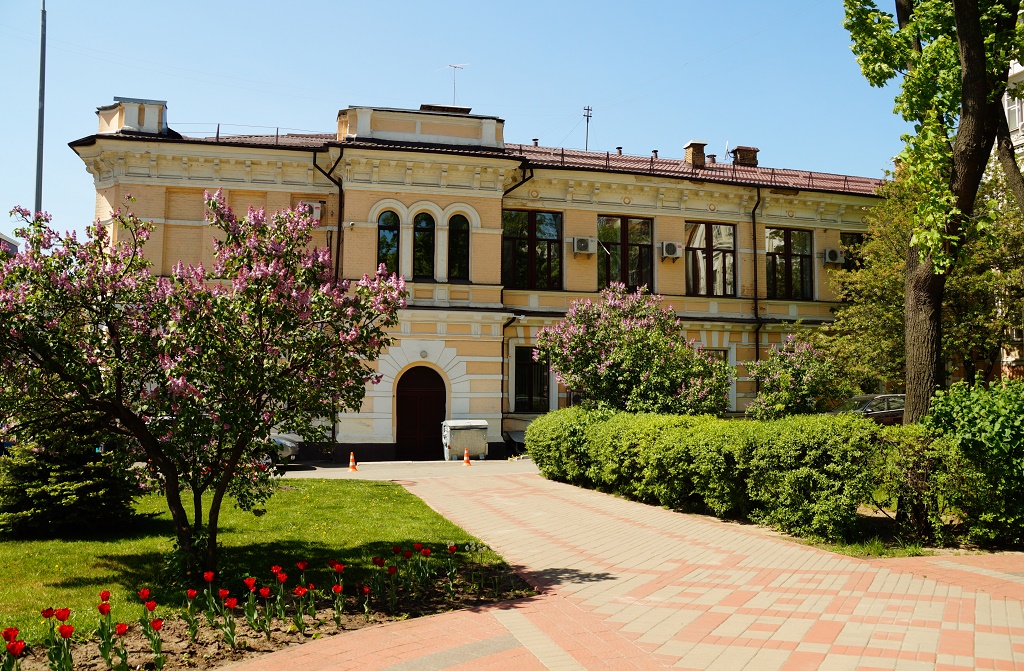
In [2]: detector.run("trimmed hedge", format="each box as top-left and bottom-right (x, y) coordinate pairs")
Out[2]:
(528, 410), (879, 542)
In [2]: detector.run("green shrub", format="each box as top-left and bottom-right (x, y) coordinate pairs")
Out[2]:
(0, 424), (140, 538)
(587, 413), (701, 501)
(924, 380), (1024, 546)
(745, 414), (878, 540)
(745, 336), (854, 420)
(525, 407), (613, 485)
(669, 418), (755, 517)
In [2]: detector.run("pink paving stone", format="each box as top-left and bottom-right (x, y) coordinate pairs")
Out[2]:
(780, 651), (827, 670)
(443, 646), (548, 671)
(804, 620), (845, 644)
(939, 629), (975, 656)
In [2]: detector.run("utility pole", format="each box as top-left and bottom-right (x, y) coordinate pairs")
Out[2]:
(583, 106), (593, 151)
(34, 1), (47, 214)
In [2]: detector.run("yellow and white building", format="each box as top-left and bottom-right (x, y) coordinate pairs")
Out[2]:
(70, 97), (882, 460)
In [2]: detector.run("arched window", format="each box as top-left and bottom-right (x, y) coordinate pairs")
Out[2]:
(377, 211), (400, 273)
(413, 213), (435, 280)
(448, 214), (470, 282)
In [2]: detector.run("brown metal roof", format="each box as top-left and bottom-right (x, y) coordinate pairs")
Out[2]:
(69, 131), (884, 197)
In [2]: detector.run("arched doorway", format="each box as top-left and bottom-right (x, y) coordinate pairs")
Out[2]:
(395, 366), (446, 461)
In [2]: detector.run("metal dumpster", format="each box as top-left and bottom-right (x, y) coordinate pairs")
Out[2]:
(442, 419), (489, 460)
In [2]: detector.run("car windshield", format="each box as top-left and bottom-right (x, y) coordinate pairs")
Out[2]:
(834, 398), (867, 412)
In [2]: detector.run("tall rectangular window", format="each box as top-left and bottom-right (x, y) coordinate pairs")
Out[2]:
(685, 223), (735, 297)
(377, 211), (400, 274)
(766, 228), (813, 300)
(514, 346), (549, 412)
(502, 211), (562, 290)
(598, 216), (653, 291)
(447, 214), (470, 281)
(840, 232), (864, 271)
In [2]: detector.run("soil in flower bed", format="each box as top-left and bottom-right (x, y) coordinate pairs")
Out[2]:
(13, 564), (533, 670)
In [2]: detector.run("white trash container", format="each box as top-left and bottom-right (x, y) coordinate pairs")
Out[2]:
(442, 419), (489, 460)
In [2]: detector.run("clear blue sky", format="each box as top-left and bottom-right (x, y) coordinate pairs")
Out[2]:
(0, 0), (909, 240)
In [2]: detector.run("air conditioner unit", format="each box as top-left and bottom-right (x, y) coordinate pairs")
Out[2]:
(823, 248), (846, 264)
(660, 241), (683, 259)
(572, 237), (597, 255)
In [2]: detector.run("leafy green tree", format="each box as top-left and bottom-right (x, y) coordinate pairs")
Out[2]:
(811, 172), (1024, 390)
(844, 0), (1024, 422)
(534, 284), (734, 416)
(0, 193), (405, 571)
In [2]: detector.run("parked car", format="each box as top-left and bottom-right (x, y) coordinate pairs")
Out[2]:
(270, 435), (300, 464)
(831, 394), (905, 425)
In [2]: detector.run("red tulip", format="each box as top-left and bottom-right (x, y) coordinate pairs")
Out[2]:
(296, 561), (309, 571)
(1, 628), (17, 643)
(145, 600), (157, 612)
(327, 559), (338, 569)
(40, 607), (54, 619)
(54, 608), (71, 622)
(270, 565), (282, 574)
(137, 589), (150, 600)
(6, 640), (25, 656)
(259, 586), (271, 598)
(372, 557), (384, 567)
(150, 618), (163, 631)
(293, 586), (308, 597)
(243, 577), (257, 591)
(277, 572), (288, 584)
(115, 623), (129, 637)
(224, 597), (237, 609)
(421, 548), (431, 557)
(331, 583), (343, 594)
(448, 545), (457, 554)
(333, 563), (345, 573)
(392, 545), (401, 554)
(361, 585), (371, 595)
(387, 565), (397, 576)
(58, 624), (74, 639)
(403, 551), (413, 559)
(413, 543), (423, 551)
(99, 590), (111, 602)
(203, 571), (215, 583)
(98, 602), (111, 616)
(186, 589), (198, 600)
(308, 583), (314, 591)
(217, 588), (229, 600)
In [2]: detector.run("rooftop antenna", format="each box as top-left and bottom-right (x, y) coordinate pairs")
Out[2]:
(447, 64), (466, 106)
(724, 140), (730, 161)
(583, 106), (593, 151)
(34, 0), (46, 214)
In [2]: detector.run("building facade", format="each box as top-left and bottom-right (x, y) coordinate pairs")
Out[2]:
(70, 97), (882, 460)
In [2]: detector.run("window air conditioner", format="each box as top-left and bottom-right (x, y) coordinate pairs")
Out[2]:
(660, 241), (683, 259)
(823, 248), (846, 264)
(572, 237), (597, 255)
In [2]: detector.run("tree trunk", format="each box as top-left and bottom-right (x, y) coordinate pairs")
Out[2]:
(205, 482), (229, 573)
(995, 106), (1024, 212)
(904, 246), (946, 424)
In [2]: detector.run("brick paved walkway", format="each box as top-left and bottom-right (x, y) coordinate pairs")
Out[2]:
(236, 466), (1024, 670)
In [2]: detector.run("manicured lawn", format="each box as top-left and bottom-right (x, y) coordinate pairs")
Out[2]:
(0, 479), (493, 641)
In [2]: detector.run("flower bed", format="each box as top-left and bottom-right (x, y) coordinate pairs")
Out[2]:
(1, 543), (531, 671)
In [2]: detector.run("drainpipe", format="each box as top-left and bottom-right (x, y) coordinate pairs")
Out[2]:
(751, 186), (763, 391)
(503, 164), (534, 197)
(312, 148), (345, 448)
(313, 148), (345, 282)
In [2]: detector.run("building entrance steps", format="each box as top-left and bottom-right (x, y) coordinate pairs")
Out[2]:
(252, 463), (1024, 670)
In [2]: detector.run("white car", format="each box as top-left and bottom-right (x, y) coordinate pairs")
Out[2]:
(270, 435), (300, 464)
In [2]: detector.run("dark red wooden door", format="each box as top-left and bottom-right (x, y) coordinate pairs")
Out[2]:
(395, 367), (446, 461)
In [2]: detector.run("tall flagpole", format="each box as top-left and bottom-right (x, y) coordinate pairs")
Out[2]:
(34, 1), (46, 214)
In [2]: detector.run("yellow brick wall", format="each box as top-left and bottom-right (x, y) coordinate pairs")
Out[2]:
(161, 225), (203, 275)
(165, 188), (208, 221)
(563, 209), (596, 292)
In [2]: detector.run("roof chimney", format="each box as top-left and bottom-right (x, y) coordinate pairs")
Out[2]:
(532, 138), (539, 146)
(706, 154), (716, 165)
(732, 146), (760, 167)
(652, 149), (658, 159)
(96, 97), (168, 135)
(616, 146), (623, 155)
(684, 141), (707, 169)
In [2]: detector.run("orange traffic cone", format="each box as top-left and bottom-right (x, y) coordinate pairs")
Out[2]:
(348, 451), (358, 472)
(463, 446), (472, 466)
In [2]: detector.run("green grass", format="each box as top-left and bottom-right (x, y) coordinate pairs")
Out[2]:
(815, 536), (930, 559)
(0, 479), (495, 641)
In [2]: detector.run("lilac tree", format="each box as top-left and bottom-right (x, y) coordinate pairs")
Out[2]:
(745, 335), (853, 420)
(535, 284), (733, 416)
(0, 192), (405, 570)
